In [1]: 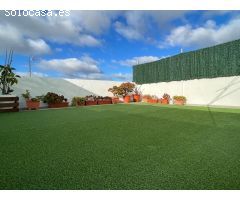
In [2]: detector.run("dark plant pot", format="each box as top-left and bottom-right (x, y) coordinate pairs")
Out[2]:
(85, 100), (98, 106)
(124, 95), (131, 103)
(77, 101), (85, 106)
(133, 94), (141, 102)
(97, 100), (112, 105)
(48, 102), (69, 108)
(174, 99), (185, 105)
(161, 98), (169, 105)
(26, 100), (40, 110)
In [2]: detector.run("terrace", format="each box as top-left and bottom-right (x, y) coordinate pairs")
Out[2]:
(1, 103), (240, 189)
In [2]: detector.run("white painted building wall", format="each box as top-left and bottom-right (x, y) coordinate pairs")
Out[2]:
(64, 79), (122, 97)
(9, 76), (240, 108)
(138, 76), (240, 107)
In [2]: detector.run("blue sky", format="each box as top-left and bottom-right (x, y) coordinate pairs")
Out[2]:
(0, 10), (240, 81)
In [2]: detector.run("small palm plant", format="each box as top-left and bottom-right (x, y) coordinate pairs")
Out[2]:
(0, 50), (21, 95)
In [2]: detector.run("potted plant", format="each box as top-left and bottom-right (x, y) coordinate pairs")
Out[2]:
(148, 95), (158, 103)
(97, 96), (112, 105)
(142, 94), (151, 102)
(133, 87), (141, 102)
(108, 86), (120, 104)
(22, 90), (41, 110)
(120, 82), (135, 103)
(0, 50), (20, 95)
(71, 97), (86, 107)
(43, 92), (68, 108)
(173, 96), (187, 105)
(85, 95), (98, 106)
(0, 50), (21, 112)
(109, 82), (135, 103)
(160, 93), (170, 104)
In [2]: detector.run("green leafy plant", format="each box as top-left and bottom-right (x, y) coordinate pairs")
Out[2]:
(30, 98), (40, 102)
(0, 50), (21, 95)
(22, 90), (41, 102)
(71, 97), (86, 106)
(162, 93), (171, 101)
(43, 92), (67, 104)
(173, 96), (187, 102)
(22, 90), (31, 100)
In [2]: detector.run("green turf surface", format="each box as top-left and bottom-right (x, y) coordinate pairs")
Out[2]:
(1, 104), (240, 189)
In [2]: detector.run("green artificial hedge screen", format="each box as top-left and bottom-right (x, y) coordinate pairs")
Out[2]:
(133, 39), (240, 84)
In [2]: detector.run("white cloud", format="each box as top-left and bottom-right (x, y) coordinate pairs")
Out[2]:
(0, 11), (110, 55)
(114, 11), (189, 41)
(116, 56), (161, 66)
(71, 11), (119, 35)
(164, 17), (240, 48)
(37, 56), (102, 77)
(0, 24), (51, 55)
(111, 73), (132, 81)
(114, 21), (143, 40)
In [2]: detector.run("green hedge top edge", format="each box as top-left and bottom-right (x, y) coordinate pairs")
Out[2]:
(133, 39), (240, 84)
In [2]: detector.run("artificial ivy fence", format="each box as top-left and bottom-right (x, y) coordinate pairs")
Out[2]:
(133, 39), (240, 84)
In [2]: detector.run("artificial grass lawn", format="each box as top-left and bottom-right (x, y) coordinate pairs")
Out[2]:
(1, 104), (240, 189)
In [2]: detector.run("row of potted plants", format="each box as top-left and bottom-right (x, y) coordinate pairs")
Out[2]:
(22, 90), (116, 110)
(142, 93), (187, 105)
(21, 88), (187, 110)
(71, 95), (113, 106)
(22, 90), (69, 110)
(108, 82), (141, 103)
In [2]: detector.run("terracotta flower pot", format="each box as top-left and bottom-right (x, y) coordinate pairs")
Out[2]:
(77, 101), (85, 106)
(85, 100), (98, 106)
(174, 99), (185, 105)
(133, 94), (141, 102)
(112, 97), (119, 104)
(142, 97), (149, 102)
(148, 99), (158, 103)
(97, 100), (112, 105)
(124, 95), (131, 103)
(26, 100), (40, 110)
(48, 102), (69, 108)
(161, 98), (169, 105)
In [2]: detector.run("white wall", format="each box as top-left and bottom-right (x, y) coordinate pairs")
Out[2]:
(12, 76), (240, 108)
(138, 76), (240, 107)
(65, 79), (122, 96)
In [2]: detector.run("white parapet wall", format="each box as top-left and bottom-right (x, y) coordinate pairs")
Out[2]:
(64, 78), (122, 96)
(138, 76), (240, 107)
